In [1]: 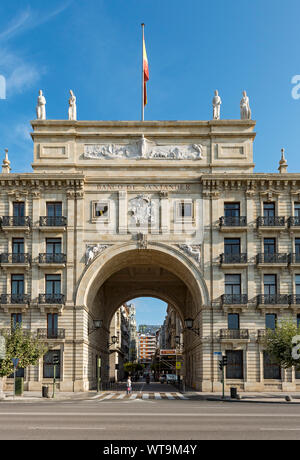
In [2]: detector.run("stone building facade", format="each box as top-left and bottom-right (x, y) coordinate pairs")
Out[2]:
(0, 117), (299, 392)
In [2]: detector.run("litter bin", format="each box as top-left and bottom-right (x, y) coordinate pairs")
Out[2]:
(42, 385), (49, 398)
(15, 377), (24, 396)
(230, 387), (237, 399)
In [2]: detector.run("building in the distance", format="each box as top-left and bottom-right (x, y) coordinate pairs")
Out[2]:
(109, 304), (130, 381)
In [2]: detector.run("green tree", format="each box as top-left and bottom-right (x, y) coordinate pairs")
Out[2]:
(263, 319), (300, 370)
(0, 326), (47, 378)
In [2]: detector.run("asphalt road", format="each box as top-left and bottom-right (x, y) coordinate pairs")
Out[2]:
(1, 382), (300, 440)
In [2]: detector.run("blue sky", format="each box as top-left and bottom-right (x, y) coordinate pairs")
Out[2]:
(130, 298), (167, 329)
(1, 0), (300, 325)
(0, 0), (300, 173)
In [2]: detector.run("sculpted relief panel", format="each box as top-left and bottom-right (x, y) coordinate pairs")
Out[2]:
(83, 136), (204, 161)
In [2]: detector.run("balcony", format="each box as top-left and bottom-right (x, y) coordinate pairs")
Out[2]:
(219, 329), (249, 343)
(38, 294), (65, 305)
(38, 253), (66, 267)
(0, 216), (31, 233)
(221, 294), (248, 312)
(219, 216), (247, 232)
(257, 329), (267, 342)
(288, 253), (300, 266)
(39, 216), (67, 231)
(289, 295), (300, 310)
(257, 294), (289, 311)
(288, 216), (300, 230)
(256, 253), (288, 267)
(37, 328), (65, 340)
(0, 253), (31, 267)
(0, 294), (30, 312)
(256, 216), (285, 232)
(220, 253), (247, 266)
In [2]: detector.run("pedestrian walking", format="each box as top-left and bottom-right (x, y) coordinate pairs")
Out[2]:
(127, 376), (132, 395)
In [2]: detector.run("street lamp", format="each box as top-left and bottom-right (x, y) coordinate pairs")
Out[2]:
(88, 319), (103, 335)
(175, 335), (181, 346)
(184, 317), (200, 336)
(108, 335), (119, 347)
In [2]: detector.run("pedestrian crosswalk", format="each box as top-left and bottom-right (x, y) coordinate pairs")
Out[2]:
(92, 392), (189, 401)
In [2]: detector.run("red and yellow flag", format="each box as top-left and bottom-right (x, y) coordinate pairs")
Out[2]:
(143, 35), (149, 106)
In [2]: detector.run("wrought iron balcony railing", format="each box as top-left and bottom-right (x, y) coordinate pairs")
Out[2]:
(37, 328), (65, 340)
(288, 216), (300, 227)
(289, 295), (300, 305)
(39, 216), (67, 227)
(0, 294), (30, 305)
(219, 216), (247, 227)
(220, 329), (249, 340)
(220, 253), (247, 264)
(0, 253), (31, 264)
(257, 216), (285, 227)
(38, 253), (66, 264)
(221, 294), (248, 305)
(257, 294), (289, 305)
(256, 253), (288, 264)
(257, 329), (267, 339)
(38, 294), (65, 305)
(289, 253), (300, 264)
(1, 216), (31, 227)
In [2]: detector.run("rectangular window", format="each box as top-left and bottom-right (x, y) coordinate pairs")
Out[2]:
(265, 313), (277, 330)
(46, 274), (61, 295)
(295, 203), (300, 218)
(177, 201), (193, 218)
(224, 238), (240, 255)
(11, 274), (24, 296)
(228, 313), (239, 330)
(226, 350), (243, 379)
(47, 313), (58, 338)
(225, 274), (241, 296)
(224, 203), (240, 217)
(263, 351), (281, 379)
(93, 202), (109, 219)
(11, 313), (22, 331)
(46, 238), (62, 254)
(13, 202), (25, 217)
(263, 202), (275, 217)
(46, 202), (62, 217)
(296, 275), (300, 299)
(12, 238), (25, 263)
(264, 238), (276, 255)
(264, 275), (277, 299)
(43, 350), (61, 379)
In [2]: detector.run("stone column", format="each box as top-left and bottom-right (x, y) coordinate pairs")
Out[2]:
(31, 190), (41, 302)
(160, 192), (169, 234)
(118, 190), (127, 234)
(66, 189), (75, 305)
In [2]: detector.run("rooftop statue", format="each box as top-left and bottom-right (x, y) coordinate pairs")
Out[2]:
(68, 90), (77, 121)
(240, 90), (251, 120)
(212, 90), (222, 120)
(36, 90), (46, 120)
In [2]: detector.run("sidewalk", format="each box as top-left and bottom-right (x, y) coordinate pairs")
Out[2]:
(0, 391), (93, 401)
(184, 390), (300, 404)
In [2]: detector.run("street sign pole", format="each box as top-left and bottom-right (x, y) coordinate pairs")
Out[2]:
(222, 364), (225, 399)
(97, 357), (101, 393)
(53, 364), (56, 399)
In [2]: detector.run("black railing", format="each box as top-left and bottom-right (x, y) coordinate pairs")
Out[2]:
(220, 253), (247, 264)
(289, 295), (300, 305)
(37, 328), (65, 340)
(221, 294), (248, 305)
(257, 216), (285, 227)
(38, 294), (65, 305)
(257, 253), (288, 264)
(1, 216), (31, 227)
(0, 294), (30, 305)
(288, 216), (300, 227)
(39, 216), (67, 227)
(289, 253), (300, 264)
(0, 253), (31, 264)
(257, 294), (289, 305)
(219, 216), (247, 227)
(220, 329), (249, 340)
(39, 253), (66, 264)
(257, 329), (267, 339)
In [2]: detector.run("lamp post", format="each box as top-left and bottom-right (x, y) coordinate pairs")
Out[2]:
(88, 319), (103, 335)
(184, 318), (200, 336)
(108, 335), (119, 347)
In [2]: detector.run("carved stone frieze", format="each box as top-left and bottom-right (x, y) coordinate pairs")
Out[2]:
(178, 244), (201, 263)
(85, 244), (111, 265)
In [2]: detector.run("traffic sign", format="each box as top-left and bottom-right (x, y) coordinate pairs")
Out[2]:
(0, 335), (5, 360)
(176, 362), (181, 370)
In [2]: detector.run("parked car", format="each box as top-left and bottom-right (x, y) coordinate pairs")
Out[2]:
(165, 374), (177, 384)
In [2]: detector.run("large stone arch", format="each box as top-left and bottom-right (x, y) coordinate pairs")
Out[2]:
(74, 242), (210, 391)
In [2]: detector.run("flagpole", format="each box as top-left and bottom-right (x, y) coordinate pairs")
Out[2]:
(141, 23), (145, 122)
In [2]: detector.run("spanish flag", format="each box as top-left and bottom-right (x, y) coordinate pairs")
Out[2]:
(143, 32), (149, 106)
